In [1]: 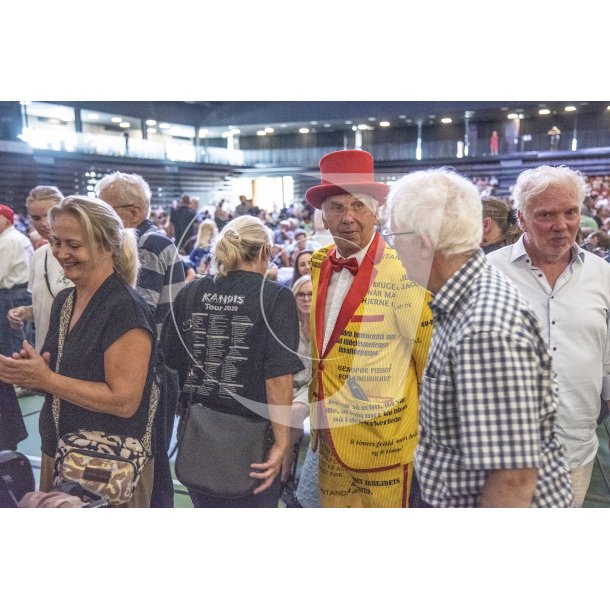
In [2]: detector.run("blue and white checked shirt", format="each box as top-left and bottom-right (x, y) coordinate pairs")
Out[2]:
(415, 250), (573, 507)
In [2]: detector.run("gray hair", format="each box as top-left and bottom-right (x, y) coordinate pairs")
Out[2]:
(96, 171), (151, 215)
(49, 195), (139, 287)
(212, 215), (273, 279)
(513, 165), (586, 213)
(387, 168), (482, 256)
(291, 273), (312, 298)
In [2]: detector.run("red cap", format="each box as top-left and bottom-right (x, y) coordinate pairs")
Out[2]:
(0, 204), (15, 224)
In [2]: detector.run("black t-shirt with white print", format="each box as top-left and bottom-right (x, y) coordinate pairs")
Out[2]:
(162, 270), (303, 421)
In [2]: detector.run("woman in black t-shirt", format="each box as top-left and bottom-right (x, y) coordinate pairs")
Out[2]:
(162, 215), (303, 508)
(0, 196), (157, 508)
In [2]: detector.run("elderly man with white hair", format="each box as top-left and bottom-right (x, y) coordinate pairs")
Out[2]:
(488, 165), (610, 507)
(385, 167), (573, 507)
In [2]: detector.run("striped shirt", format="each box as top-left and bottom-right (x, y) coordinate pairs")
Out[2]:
(415, 250), (573, 507)
(135, 219), (185, 338)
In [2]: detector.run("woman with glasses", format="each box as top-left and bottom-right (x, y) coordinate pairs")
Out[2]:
(280, 274), (313, 506)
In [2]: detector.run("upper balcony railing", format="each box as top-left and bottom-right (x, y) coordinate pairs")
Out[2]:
(6, 125), (610, 169)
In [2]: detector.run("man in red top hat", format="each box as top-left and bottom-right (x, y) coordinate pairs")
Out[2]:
(301, 150), (433, 507)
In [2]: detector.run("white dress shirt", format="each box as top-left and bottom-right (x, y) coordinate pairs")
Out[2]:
(322, 233), (376, 354)
(488, 236), (610, 468)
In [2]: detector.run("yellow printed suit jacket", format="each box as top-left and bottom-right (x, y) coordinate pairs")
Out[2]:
(310, 232), (433, 471)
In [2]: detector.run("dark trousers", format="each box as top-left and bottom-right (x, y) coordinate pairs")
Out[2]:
(0, 381), (27, 450)
(149, 364), (179, 508)
(0, 286), (32, 357)
(188, 476), (281, 508)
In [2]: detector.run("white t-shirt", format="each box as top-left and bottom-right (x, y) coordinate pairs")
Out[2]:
(28, 244), (73, 351)
(0, 226), (32, 288)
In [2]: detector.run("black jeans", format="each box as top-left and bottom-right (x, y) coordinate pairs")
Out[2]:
(150, 364), (180, 508)
(0, 286), (32, 357)
(188, 476), (281, 508)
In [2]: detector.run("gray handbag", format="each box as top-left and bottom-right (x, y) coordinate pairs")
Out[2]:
(174, 282), (272, 497)
(175, 403), (271, 497)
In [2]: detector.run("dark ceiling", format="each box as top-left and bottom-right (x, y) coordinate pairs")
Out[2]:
(48, 100), (609, 139)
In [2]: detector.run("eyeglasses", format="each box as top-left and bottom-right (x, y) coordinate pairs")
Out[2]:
(296, 292), (313, 301)
(322, 200), (375, 217)
(112, 204), (136, 210)
(380, 228), (417, 248)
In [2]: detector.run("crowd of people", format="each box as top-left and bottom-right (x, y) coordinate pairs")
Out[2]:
(0, 151), (608, 509)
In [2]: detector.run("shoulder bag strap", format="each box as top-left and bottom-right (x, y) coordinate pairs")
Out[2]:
(182, 279), (206, 405)
(141, 375), (159, 455)
(51, 290), (75, 437)
(43, 250), (56, 299)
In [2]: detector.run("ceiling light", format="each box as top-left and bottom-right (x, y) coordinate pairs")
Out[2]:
(87, 113), (99, 120)
(441, 117), (452, 124)
(368, 117), (376, 121)
(257, 130), (267, 136)
(264, 127), (274, 133)
(379, 121), (390, 127)
(352, 126), (358, 131)
(398, 114), (406, 119)
(344, 120), (352, 125)
(310, 121), (318, 125)
(159, 123), (171, 129)
(119, 122), (130, 128)
(565, 105), (576, 112)
(147, 127), (157, 134)
(299, 128), (310, 134)
(111, 117), (122, 123)
(539, 108), (551, 115)
(507, 113), (519, 119)
(357, 124), (369, 130)
(146, 119), (157, 126)
(323, 123), (331, 128)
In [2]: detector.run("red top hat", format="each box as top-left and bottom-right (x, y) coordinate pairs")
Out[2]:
(305, 150), (389, 210)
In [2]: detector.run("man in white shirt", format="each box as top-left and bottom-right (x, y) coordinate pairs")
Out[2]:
(0, 204), (33, 357)
(488, 165), (610, 507)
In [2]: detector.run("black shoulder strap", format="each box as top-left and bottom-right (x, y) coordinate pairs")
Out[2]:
(182, 279), (202, 354)
(180, 277), (209, 405)
(43, 250), (55, 299)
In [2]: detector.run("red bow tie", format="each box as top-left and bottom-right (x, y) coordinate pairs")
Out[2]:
(328, 254), (359, 276)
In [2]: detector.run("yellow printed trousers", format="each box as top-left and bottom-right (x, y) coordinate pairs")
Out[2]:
(318, 436), (412, 508)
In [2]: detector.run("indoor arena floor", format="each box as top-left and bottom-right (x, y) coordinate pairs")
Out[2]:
(14, 393), (610, 508)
